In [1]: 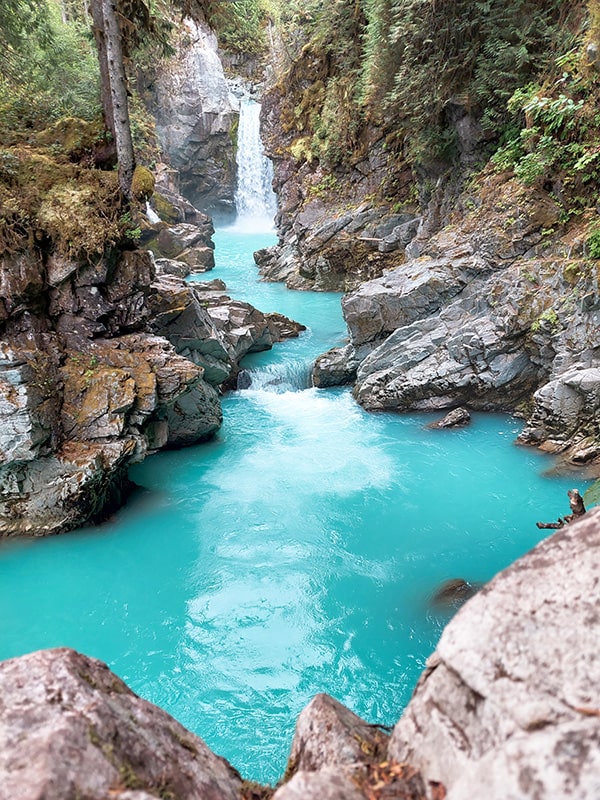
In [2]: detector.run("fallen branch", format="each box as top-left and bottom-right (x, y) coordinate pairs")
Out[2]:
(536, 488), (586, 530)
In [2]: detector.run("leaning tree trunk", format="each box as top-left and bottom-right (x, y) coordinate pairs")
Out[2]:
(92, 0), (135, 200)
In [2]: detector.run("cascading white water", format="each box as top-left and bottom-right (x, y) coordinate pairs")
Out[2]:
(237, 359), (314, 393)
(234, 99), (277, 231)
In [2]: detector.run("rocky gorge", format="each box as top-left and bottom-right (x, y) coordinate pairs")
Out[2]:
(3, 1), (600, 797)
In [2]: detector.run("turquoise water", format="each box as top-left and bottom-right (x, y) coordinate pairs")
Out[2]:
(0, 228), (586, 784)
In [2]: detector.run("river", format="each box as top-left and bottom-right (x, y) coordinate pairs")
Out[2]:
(0, 104), (587, 785)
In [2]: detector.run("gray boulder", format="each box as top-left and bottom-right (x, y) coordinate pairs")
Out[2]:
(428, 407), (471, 429)
(341, 250), (485, 347)
(518, 366), (600, 461)
(312, 345), (361, 388)
(284, 693), (388, 775)
(390, 506), (600, 800)
(0, 648), (242, 800)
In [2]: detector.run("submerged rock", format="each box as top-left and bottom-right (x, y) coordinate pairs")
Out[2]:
(429, 577), (479, 609)
(428, 407), (471, 429)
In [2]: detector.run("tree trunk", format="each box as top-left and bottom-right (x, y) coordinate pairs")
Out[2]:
(91, 0), (135, 200)
(89, 0), (114, 136)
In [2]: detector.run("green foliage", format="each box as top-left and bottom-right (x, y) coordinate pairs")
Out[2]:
(0, 1), (100, 139)
(586, 226), (600, 258)
(202, 0), (273, 54)
(0, 0), (53, 58)
(271, 0), (576, 171)
(360, 0), (571, 159)
(584, 478), (600, 508)
(490, 40), (600, 202)
(531, 307), (559, 332)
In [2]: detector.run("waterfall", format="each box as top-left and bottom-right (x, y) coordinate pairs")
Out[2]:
(234, 99), (277, 232)
(236, 359), (313, 393)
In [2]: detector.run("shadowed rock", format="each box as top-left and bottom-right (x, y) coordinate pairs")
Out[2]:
(430, 578), (479, 609)
(428, 407), (471, 429)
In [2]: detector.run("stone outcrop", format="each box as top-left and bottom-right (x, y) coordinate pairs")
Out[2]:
(313, 178), (600, 458)
(150, 18), (238, 215)
(148, 275), (302, 387)
(0, 208), (299, 536)
(259, 65), (419, 293)
(390, 505), (600, 799)
(141, 214), (217, 279)
(254, 200), (421, 293)
(0, 647), (242, 800)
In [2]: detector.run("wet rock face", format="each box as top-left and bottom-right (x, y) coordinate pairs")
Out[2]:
(0, 648), (242, 800)
(390, 506), (600, 800)
(151, 19), (237, 215)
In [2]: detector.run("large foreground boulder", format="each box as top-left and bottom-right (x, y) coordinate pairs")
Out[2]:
(390, 505), (600, 799)
(0, 648), (242, 800)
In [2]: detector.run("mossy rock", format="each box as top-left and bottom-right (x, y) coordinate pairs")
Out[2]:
(131, 166), (155, 202)
(151, 192), (180, 224)
(0, 146), (122, 259)
(34, 118), (105, 160)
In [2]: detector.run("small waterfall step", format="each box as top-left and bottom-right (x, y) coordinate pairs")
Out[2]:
(237, 359), (313, 393)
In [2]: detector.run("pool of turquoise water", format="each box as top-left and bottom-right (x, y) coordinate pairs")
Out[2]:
(0, 228), (586, 784)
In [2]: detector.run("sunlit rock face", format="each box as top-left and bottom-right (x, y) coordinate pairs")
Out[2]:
(152, 18), (238, 216)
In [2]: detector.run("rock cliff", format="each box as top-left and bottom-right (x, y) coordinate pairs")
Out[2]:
(313, 176), (600, 462)
(0, 148), (296, 536)
(150, 18), (238, 216)
(259, 80), (419, 292)
(3, 508), (600, 799)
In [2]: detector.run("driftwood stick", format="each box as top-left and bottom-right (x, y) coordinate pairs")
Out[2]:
(536, 489), (586, 530)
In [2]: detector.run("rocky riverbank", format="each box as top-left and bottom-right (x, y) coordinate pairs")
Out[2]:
(3, 506), (599, 799)
(307, 174), (600, 464)
(0, 152), (299, 536)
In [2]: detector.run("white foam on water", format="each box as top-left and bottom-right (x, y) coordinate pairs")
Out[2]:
(214, 388), (395, 500)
